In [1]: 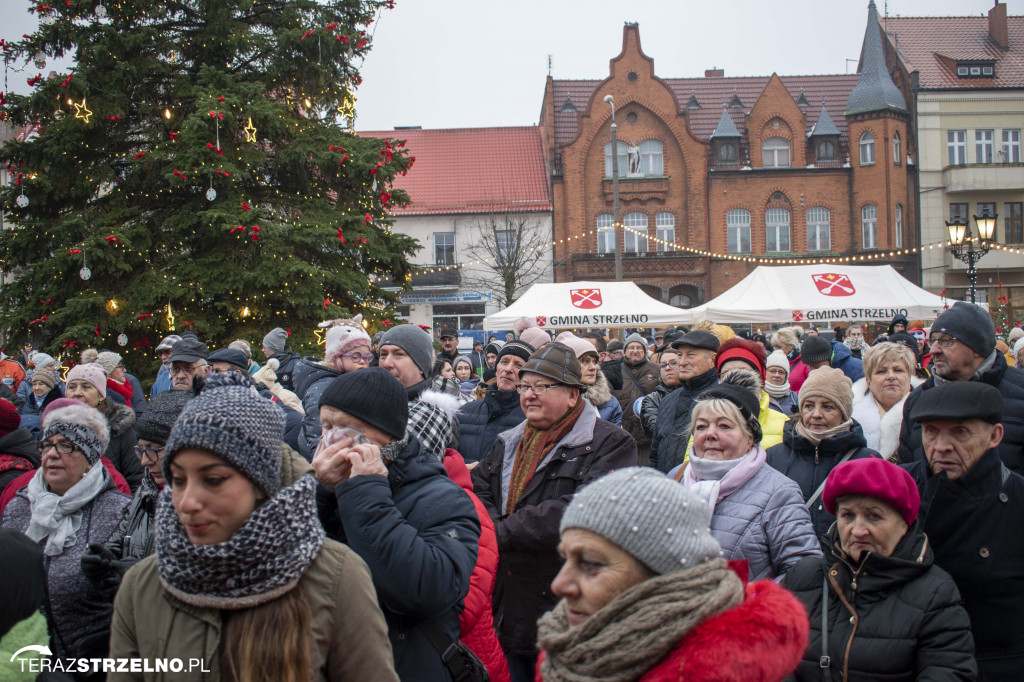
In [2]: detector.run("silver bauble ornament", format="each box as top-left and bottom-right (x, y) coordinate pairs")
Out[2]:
(80, 267), (92, 280)
(206, 187), (217, 201)
(94, 4), (107, 17)
(117, 333), (128, 346)
(15, 194), (29, 208)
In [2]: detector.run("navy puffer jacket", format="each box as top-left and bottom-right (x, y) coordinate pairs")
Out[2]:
(456, 383), (524, 464)
(292, 357), (344, 460)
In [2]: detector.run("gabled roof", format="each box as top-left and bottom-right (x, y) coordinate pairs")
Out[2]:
(550, 74), (859, 148)
(846, 0), (907, 115)
(356, 127), (552, 216)
(807, 103), (840, 137)
(710, 107), (742, 138)
(885, 14), (1024, 89)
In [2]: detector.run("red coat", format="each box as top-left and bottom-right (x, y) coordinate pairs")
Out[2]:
(536, 564), (808, 682)
(789, 356), (811, 393)
(107, 378), (134, 408)
(0, 458), (131, 516)
(443, 449), (511, 682)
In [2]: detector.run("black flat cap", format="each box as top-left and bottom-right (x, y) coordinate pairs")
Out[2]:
(671, 330), (720, 352)
(439, 327), (457, 339)
(208, 348), (250, 371)
(910, 382), (1003, 425)
(168, 338), (209, 363)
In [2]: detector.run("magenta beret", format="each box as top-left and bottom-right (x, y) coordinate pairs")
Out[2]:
(823, 457), (920, 526)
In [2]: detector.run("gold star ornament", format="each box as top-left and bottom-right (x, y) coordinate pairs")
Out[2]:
(244, 117), (257, 143)
(73, 97), (92, 123)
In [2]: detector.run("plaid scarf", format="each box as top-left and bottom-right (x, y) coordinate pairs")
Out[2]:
(506, 399), (584, 514)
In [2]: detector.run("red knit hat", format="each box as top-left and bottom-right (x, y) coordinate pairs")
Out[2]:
(0, 398), (20, 436)
(715, 338), (767, 381)
(823, 458), (920, 526)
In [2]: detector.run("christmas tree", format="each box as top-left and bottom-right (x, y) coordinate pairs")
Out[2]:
(0, 0), (415, 368)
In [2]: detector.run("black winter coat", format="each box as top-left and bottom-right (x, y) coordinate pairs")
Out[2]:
(270, 351), (302, 392)
(612, 359), (659, 446)
(102, 401), (142, 492)
(103, 472), (160, 562)
(638, 381), (675, 437)
(292, 357), (343, 460)
(318, 436), (480, 682)
(784, 523), (976, 681)
(471, 407), (638, 655)
(898, 353), (1024, 474)
(455, 383), (525, 463)
(906, 450), (1024, 679)
(766, 419), (878, 536)
(649, 366), (718, 473)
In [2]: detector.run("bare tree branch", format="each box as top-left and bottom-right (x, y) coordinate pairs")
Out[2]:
(461, 213), (550, 308)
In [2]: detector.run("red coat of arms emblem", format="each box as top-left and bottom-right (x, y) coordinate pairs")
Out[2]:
(792, 310), (803, 322)
(812, 273), (855, 297)
(535, 316), (546, 327)
(570, 288), (602, 309)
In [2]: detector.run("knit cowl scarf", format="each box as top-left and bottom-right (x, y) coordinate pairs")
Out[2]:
(506, 399), (584, 513)
(155, 473), (324, 610)
(764, 379), (792, 400)
(536, 558), (744, 682)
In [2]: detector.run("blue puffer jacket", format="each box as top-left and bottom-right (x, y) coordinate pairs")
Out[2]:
(318, 436), (480, 682)
(292, 357), (344, 460)
(827, 339), (864, 383)
(456, 384), (525, 464)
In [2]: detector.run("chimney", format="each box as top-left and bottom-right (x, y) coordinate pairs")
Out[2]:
(705, 68), (724, 78)
(989, 2), (1008, 49)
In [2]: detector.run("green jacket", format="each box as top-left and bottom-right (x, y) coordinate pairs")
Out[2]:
(0, 612), (48, 681)
(108, 447), (398, 682)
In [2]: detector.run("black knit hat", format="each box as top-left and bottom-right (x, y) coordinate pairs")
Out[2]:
(520, 342), (584, 389)
(887, 332), (920, 362)
(931, 301), (997, 357)
(319, 367), (408, 440)
(496, 340), (535, 365)
(800, 335), (833, 365)
(698, 374), (764, 444)
(910, 381), (1003, 425)
(136, 390), (193, 444)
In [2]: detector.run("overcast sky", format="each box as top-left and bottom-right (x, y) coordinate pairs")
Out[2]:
(5, 0), (1023, 131)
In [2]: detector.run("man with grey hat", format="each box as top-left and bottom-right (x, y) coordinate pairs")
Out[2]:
(611, 332), (660, 464)
(649, 330), (721, 473)
(905, 381), (1024, 678)
(471, 342), (637, 681)
(261, 326), (301, 392)
(898, 301), (1024, 474)
(149, 334), (181, 399)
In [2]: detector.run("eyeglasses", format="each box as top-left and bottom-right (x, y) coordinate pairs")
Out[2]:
(928, 336), (959, 350)
(515, 381), (562, 395)
(170, 362), (203, 376)
(134, 444), (165, 461)
(341, 352), (375, 364)
(659, 360), (679, 369)
(39, 439), (78, 456)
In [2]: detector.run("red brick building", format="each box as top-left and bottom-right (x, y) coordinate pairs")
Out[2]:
(540, 5), (917, 307)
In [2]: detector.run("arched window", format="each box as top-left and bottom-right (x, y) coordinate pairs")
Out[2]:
(762, 138), (791, 168)
(639, 140), (664, 175)
(604, 141), (628, 176)
(893, 132), (902, 164)
(726, 209), (751, 253)
(859, 132), (875, 165)
(766, 207), (791, 252)
(807, 206), (831, 252)
(623, 212), (648, 253)
(597, 214), (614, 254)
(862, 205), (878, 249)
(656, 212), (675, 251)
(817, 140), (836, 160)
(895, 204), (903, 247)
(718, 142), (737, 162)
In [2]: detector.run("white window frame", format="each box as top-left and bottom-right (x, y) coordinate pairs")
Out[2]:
(762, 137), (791, 168)
(893, 132), (901, 164)
(862, 205), (878, 249)
(434, 233), (455, 265)
(623, 212), (648, 253)
(947, 130), (967, 165)
(496, 229), (515, 265)
(603, 141), (628, 177)
(976, 129), (994, 164)
(806, 206), (831, 252)
(1002, 129), (1021, 163)
(859, 132), (875, 165)
(655, 212), (675, 251)
(895, 204), (903, 248)
(765, 208), (791, 252)
(639, 140), (664, 176)
(726, 209), (751, 254)
(597, 214), (614, 254)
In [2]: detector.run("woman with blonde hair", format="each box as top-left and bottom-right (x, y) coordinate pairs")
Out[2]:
(851, 342), (922, 461)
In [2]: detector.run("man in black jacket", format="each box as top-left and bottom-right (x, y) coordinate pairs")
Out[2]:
(905, 381), (1024, 680)
(898, 301), (1024, 473)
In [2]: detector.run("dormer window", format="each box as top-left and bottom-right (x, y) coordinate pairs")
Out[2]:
(957, 60), (996, 78)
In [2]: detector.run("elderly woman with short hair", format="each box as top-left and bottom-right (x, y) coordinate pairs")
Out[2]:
(783, 458), (976, 681)
(851, 342), (922, 462)
(535, 466), (808, 681)
(668, 372), (820, 581)
(0, 403), (130, 663)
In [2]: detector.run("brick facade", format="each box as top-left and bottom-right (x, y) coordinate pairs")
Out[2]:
(541, 23), (919, 307)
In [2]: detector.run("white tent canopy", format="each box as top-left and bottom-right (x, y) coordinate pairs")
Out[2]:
(678, 264), (952, 325)
(484, 281), (687, 331)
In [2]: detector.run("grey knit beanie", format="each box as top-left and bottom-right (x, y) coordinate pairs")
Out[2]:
(561, 467), (722, 575)
(624, 333), (648, 351)
(136, 390), (193, 445)
(262, 327), (289, 353)
(379, 324), (434, 379)
(95, 351), (122, 375)
(163, 373), (284, 496)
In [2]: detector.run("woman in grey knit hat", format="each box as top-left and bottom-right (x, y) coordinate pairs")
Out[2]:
(109, 373), (397, 682)
(535, 466), (809, 681)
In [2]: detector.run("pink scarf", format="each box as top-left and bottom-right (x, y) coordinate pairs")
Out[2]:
(681, 445), (766, 515)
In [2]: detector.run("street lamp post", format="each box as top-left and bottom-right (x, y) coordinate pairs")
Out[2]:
(604, 95), (622, 282)
(946, 211), (997, 304)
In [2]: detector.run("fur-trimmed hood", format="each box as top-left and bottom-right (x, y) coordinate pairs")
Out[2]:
(585, 368), (613, 408)
(103, 400), (137, 438)
(417, 388), (465, 421)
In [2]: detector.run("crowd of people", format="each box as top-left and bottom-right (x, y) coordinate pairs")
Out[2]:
(0, 302), (1022, 681)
